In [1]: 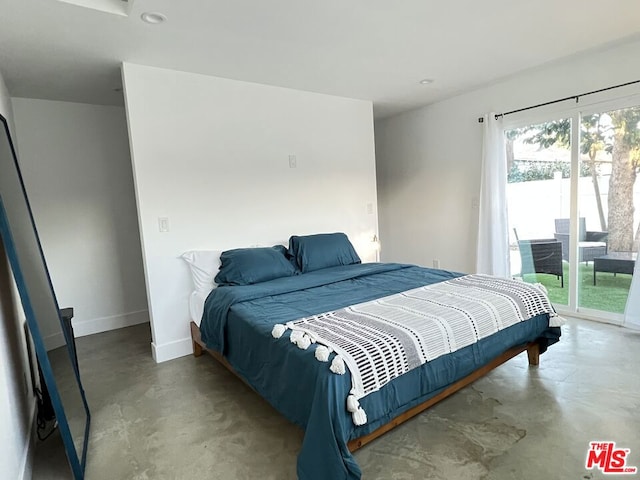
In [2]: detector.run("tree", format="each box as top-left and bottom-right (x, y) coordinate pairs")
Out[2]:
(512, 107), (640, 252)
(606, 108), (640, 252)
(514, 118), (608, 231)
(580, 114), (607, 231)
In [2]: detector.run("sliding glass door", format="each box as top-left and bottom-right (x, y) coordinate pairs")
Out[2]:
(506, 118), (572, 308)
(506, 104), (640, 321)
(578, 106), (640, 315)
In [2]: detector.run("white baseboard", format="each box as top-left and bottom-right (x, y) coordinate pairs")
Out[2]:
(72, 309), (149, 337)
(151, 336), (193, 363)
(43, 332), (65, 351)
(43, 310), (149, 351)
(19, 400), (37, 480)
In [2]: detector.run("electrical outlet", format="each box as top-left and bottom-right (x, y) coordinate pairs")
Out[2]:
(433, 259), (440, 269)
(288, 155), (297, 168)
(366, 203), (374, 215)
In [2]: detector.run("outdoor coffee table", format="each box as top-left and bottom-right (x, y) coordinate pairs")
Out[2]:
(593, 252), (637, 285)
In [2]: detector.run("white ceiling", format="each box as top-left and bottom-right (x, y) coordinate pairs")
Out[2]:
(1, 0), (639, 118)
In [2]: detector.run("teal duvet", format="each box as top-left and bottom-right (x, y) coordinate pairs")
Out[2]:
(200, 263), (560, 479)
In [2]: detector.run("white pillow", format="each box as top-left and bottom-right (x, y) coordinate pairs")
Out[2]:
(188, 290), (209, 326)
(181, 250), (222, 292)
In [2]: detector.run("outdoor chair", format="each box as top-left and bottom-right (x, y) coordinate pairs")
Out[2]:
(554, 218), (607, 264)
(514, 229), (564, 287)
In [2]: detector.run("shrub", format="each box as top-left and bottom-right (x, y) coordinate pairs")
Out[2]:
(508, 160), (591, 183)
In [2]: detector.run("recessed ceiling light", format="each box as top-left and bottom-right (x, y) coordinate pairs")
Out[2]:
(419, 79), (434, 85)
(141, 12), (166, 24)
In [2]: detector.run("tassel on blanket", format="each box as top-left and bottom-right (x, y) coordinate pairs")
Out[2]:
(330, 355), (346, 375)
(289, 330), (311, 350)
(315, 345), (333, 362)
(290, 330), (305, 344)
(271, 324), (287, 339)
(347, 392), (367, 425)
(549, 313), (566, 327)
(289, 330), (313, 350)
(346, 395), (359, 413)
(296, 334), (312, 350)
(352, 407), (367, 426)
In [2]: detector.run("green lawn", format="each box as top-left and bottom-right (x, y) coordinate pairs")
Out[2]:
(521, 261), (632, 314)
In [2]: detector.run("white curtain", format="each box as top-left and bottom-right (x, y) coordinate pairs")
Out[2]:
(476, 113), (510, 277)
(624, 250), (640, 330)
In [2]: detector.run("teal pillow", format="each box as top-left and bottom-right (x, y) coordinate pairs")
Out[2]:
(289, 233), (361, 273)
(214, 245), (297, 286)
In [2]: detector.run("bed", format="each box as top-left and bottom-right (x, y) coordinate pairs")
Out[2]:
(185, 235), (561, 480)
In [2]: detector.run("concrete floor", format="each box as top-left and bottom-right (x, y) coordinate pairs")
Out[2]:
(34, 318), (640, 480)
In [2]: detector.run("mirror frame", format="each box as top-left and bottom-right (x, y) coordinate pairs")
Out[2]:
(0, 114), (90, 478)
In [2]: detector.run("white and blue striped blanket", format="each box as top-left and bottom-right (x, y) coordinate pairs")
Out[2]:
(273, 274), (559, 426)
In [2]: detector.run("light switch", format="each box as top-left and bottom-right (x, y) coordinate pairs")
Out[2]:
(158, 217), (170, 233)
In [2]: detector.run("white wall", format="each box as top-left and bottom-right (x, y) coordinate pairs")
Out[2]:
(0, 68), (35, 480)
(122, 63), (378, 362)
(375, 38), (640, 273)
(11, 99), (148, 348)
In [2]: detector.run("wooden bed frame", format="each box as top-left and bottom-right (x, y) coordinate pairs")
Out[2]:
(190, 321), (540, 452)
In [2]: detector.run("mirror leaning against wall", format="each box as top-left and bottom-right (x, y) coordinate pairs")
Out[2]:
(0, 114), (90, 478)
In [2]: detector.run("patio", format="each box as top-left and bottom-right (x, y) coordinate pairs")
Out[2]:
(520, 261), (633, 314)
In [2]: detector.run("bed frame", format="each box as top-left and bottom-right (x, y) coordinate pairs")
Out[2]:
(190, 321), (540, 452)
